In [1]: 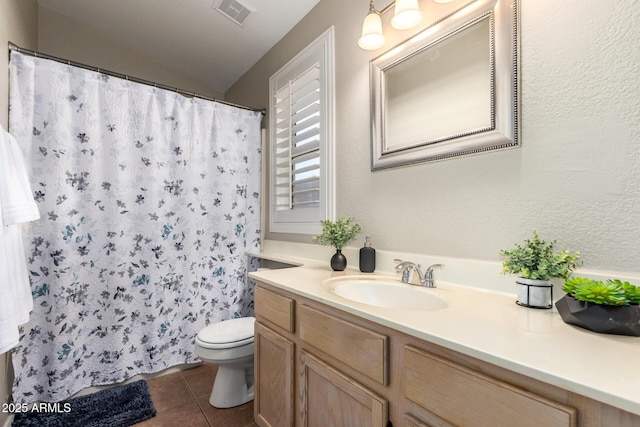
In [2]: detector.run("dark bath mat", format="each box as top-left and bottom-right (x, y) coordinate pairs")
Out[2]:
(12, 379), (156, 427)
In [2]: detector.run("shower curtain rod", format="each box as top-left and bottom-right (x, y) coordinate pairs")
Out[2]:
(8, 42), (266, 116)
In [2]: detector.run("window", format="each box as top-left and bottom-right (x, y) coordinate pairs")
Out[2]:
(269, 27), (334, 234)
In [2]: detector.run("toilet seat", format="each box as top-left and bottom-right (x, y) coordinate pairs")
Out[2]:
(196, 317), (255, 350)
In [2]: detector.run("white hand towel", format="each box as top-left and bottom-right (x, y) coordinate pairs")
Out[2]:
(0, 220), (20, 353)
(0, 125), (40, 354)
(0, 127), (40, 225)
(0, 190), (21, 353)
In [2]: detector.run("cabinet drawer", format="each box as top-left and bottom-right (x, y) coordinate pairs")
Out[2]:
(298, 304), (388, 385)
(404, 346), (576, 427)
(255, 285), (295, 333)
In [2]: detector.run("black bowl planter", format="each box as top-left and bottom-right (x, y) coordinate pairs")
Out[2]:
(555, 295), (640, 337)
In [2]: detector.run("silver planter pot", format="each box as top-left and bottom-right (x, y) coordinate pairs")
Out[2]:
(516, 277), (553, 309)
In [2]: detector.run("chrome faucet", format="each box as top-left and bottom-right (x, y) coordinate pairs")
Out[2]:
(394, 259), (445, 288)
(394, 260), (423, 285)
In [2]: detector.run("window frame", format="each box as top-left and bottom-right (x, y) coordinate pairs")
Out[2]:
(268, 26), (335, 235)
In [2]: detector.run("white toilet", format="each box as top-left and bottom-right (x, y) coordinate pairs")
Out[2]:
(195, 316), (256, 408)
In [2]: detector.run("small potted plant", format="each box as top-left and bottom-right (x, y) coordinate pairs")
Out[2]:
(557, 277), (640, 336)
(500, 229), (580, 308)
(313, 216), (362, 271)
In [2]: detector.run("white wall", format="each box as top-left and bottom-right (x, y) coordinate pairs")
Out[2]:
(226, 0), (640, 273)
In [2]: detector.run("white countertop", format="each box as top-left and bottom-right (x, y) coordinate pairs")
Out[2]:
(248, 251), (640, 417)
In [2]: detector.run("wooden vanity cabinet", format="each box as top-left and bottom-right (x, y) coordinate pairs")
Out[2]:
(254, 282), (389, 427)
(253, 282), (640, 427)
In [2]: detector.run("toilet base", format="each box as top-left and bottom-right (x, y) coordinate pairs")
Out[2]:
(209, 365), (254, 408)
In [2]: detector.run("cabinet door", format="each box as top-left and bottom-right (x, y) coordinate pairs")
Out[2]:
(255, 322), (295, 427)
(299, 350), (388, 427)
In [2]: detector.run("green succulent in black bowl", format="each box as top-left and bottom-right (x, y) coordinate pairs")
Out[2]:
(563, 278), (640, 306)
(556, 277), (640, 336)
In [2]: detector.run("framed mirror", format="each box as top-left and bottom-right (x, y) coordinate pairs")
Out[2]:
(370, 0), (519, 170)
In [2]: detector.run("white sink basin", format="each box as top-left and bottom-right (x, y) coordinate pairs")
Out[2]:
(322, 276), (447, 311)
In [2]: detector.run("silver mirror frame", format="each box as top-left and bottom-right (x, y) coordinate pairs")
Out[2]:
(370, 0), (519, 170)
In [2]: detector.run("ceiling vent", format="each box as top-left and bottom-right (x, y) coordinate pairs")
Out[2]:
(213, 0), (256, 27)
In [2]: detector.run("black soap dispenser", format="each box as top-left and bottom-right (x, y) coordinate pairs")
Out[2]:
(359, 236), (376, 273)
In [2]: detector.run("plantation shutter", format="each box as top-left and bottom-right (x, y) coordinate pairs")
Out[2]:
(269, 27), (334, 234)
(274, 64), (321, 212)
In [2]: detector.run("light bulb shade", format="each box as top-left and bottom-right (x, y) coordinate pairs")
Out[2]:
(391, 0), (423, 30)
(358, 10), (385, 50)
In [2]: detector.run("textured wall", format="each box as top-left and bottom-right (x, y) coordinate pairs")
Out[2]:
(38, 7), (224, 100)
(226, 0), (640, 274)
(0, 0), (38, 128)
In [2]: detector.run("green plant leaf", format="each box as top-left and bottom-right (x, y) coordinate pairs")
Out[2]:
(313, 215), (362, 250)
(564, 277), (639, 305)
(500, 229), (580, 280)
(563, 277), (592, 296)
(617, 280), (640, 305)
(573, 281), (627, 305)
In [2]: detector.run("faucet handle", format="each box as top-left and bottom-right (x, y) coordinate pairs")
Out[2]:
(394, 259), (404, 274)
(423, 264), (445, 287)
(426, 263), (445, 273)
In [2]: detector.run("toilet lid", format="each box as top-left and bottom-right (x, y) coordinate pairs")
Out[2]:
(197, 317), (255, 347)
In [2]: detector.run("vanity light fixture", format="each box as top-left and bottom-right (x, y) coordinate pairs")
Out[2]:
(358, 0), (455, 50)
(358, 1), (386, 50)
(390, 0), (423, 30)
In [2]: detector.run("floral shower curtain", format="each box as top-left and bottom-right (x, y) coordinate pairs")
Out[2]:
(8, 51), (262, 403)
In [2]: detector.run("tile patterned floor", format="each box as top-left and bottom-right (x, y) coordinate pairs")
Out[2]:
(134, 364), (257, 427)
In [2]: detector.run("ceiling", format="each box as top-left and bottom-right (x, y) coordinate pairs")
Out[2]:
(37, 0), (321, 94)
